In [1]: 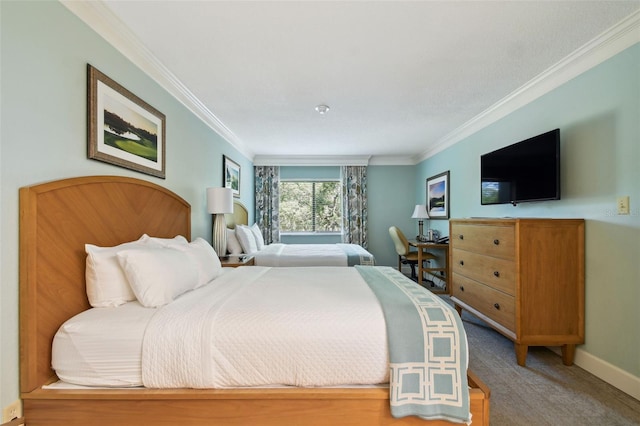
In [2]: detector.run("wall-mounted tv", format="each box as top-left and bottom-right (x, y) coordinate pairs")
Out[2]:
(481, 128), (560, 206)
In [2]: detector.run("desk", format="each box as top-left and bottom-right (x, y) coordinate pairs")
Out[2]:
(408, 241), (450, 294)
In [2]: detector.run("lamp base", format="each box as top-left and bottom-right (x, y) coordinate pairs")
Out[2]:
(212, 214), (228, 256)
(416, 220), (432, 242)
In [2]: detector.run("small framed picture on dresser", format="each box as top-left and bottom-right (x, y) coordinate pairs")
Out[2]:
(426, 171), (450, 219)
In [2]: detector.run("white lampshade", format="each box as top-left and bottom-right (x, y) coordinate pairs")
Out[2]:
(207, 187), (234, 214)
(411, 204), (429, 219)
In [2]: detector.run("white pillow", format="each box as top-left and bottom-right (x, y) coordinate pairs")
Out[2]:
(226, 228), (243, 255)
(168, 238), (222, 287)
(85, 237), (153, 308)
(235, 225), (258, 254)
(250, 223), (265, 251)
(116, 247), (199, 308)
(140, 234), (188, 247)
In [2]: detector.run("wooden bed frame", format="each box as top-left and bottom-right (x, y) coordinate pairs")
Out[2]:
(19, 175), (489, 426)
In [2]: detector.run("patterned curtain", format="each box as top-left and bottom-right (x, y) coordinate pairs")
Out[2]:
(341, 166), (368, 249)
(254, 166), (280, 244)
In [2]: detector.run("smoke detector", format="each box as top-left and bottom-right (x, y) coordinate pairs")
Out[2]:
(315, 104), (330, 115)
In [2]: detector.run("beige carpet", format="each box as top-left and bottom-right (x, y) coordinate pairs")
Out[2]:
(447, 298), (640, 425)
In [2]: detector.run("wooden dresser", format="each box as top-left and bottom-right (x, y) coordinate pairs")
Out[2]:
(449, 218), (585, 366)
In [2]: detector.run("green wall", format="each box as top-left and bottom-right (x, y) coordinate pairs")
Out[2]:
(0, 0), (253, 407)
(368, 165), (418, 268)
(280, 166), (341, 180)
(416, 44), (640, 380)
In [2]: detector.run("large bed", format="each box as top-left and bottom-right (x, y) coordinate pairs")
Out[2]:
(225, 201), (376, 266)
(19, 175), (489, 426)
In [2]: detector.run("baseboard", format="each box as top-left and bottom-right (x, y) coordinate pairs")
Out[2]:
(549, 347), (640, 401)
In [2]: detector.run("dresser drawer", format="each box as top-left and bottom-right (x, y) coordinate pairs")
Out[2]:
(451, 248), (516, 296)
(452, 273), (515, 332)
(450, 223), (515, 260)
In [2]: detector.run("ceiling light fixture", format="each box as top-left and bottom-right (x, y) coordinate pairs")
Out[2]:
(315, 104), (330, 115)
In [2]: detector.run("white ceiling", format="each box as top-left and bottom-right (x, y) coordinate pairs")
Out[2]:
(69, 1), (640, 164)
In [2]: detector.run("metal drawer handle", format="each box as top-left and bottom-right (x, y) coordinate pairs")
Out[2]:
(493, 239), (500, 245)
(460, 286), (465, 292)
(459, 260), (464, 266)
(494, 303), (500, 310)
(493, 271), (500, 277)
(459, 234), (464, 240)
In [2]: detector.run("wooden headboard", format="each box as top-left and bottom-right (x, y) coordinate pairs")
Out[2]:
(224, 200), (248, 228)
(19, 176), (191, 392)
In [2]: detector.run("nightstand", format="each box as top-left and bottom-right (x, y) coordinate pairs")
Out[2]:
(220, 255), (255, 267)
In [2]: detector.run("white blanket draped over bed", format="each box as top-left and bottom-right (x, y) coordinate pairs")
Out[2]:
(252, 243), (375, 267)
(142, 265), (470, 423)
(142, 266), (389, 388)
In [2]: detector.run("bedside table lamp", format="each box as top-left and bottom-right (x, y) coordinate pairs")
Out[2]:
(411, 204), (430, 242)
(207, 187), (234, 256)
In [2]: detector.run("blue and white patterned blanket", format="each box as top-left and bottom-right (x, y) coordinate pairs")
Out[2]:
(355, 265), (471, 424)
(337, 243), (375, 266)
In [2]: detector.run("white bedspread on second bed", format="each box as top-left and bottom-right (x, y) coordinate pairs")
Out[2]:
(253, 243), (373, 266)
(142, 266), (389, 388)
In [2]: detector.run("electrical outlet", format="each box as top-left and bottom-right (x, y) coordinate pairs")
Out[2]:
(617, 196), (630, 215)
(2, 400), (22, 422)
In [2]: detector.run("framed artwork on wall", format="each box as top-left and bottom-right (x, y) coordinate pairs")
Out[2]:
(223, 155), (241, 197)
(87, 64), (166, 178)
(426, 171), (450, 219)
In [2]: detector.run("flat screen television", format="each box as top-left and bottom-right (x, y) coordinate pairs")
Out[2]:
(481, 129), (560, 206)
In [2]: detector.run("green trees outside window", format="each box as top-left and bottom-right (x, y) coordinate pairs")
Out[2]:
(280, 181), (342, 232)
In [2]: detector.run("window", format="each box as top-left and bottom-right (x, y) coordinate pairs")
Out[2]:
(279, 181), (342, 233)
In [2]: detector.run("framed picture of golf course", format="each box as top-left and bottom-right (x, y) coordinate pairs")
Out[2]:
(426, 170), (450, 219)
(88, 64), (166, 178)
(223, 155), (241, 197)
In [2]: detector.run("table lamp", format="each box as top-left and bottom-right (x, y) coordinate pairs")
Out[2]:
(207, 187), (234, 256)
(411, 204), (430, 242)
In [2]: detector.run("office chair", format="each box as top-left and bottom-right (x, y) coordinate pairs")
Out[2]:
(388, 226), (436, 281)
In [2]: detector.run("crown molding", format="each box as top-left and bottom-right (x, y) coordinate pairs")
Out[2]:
(415, 10), (640, 164)
(254, 154), (415, 166)
(368, 155), (416, 166)
(60, 0), (254, 160)
(254, 155), (371, 166)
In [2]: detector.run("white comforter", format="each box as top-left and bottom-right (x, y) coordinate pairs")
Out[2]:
(142, 266), (389, 388)
(253, 243), (365, 267)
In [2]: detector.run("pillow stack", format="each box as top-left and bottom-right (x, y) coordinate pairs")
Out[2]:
(85, 235), (223, 308)
(233, 223), (265, 254)
(235, 225), (258, 254)
(249, 223), (265, 250)
(226, 228), (243, 255)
